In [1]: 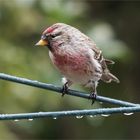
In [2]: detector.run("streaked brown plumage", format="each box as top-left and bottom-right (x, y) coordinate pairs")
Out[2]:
(36, 23), (120, 103)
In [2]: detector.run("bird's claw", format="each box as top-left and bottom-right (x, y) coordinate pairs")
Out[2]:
(61, 83), (68, 97)
(89, 92), (97, 105)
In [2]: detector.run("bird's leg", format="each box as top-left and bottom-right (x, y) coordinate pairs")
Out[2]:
(61, 78), (72, 97)
(90, 90), (97, 105)
(89, 82), (98, 105)
(62, 82), (69, 96)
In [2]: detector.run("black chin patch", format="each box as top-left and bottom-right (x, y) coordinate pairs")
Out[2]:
(47, 44), (52, 51)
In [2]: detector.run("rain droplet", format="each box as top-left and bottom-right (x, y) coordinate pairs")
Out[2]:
(101, 114), (110, 117)
(14, 119), (19, 122)
(28, 118), (33, 121)
(34, 80), (39, 82)
(38, 112), (43, 114)
(123, 112), (134, 116)
(76, 116), (83, 119)
(99, 102), (103, 104)
(53, 117), (57, 120)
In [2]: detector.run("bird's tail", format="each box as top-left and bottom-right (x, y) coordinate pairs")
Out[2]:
(101, 72), (120, 83)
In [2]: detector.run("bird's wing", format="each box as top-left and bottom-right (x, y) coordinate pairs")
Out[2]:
(90, 43), (102, 60)
(90, 43), (115, 66)
(91, 43), (119, 83)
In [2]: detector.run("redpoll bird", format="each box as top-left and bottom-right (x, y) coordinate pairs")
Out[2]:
(36, 23), (119, 103)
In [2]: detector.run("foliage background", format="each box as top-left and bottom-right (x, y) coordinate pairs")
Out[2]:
(0, 0), (140, 139)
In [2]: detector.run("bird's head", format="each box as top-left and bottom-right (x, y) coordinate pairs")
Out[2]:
(35, 23), (70, 50)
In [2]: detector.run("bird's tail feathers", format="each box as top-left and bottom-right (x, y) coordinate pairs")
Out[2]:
(101, 72), (120, 83)
(105, 59), (115, 65)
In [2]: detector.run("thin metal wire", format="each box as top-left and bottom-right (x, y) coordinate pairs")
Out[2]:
(0, 73), (139, 107)
(0, 73), (140, 121)
(0, 106), (139, 120)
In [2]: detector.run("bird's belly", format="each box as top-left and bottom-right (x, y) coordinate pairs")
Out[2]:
(49, 51), (102, 85)
(62, 67), (92, 84)
(62, 66), (102, 85)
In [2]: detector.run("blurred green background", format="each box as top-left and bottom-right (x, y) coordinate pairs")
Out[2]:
(0, 0), (140, 139)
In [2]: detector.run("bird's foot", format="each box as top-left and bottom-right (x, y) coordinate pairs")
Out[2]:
(89, 92), (97, 105)
(61, 82), (68, 97)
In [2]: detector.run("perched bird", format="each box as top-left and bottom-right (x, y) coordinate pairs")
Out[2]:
(36, 23), (119, 104)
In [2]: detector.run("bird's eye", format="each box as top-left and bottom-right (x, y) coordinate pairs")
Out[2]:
(50, 32), (62, 39)
(50, 34), (57, 38)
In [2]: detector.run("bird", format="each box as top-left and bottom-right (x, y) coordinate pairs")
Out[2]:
(35, 23), (120, 104)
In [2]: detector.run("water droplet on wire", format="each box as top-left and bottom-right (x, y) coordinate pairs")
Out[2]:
(123, 112), (134, 116)
(28, 118), (33, 121)
(53, 117), (57, 120)
(14, 119), (19, 122)
(38, 112), (44, 114)
(89, 115), (97, 118)
(101, 114), (110, 117)
(99, 102), (103, 104)
(76, 116), (83, 119)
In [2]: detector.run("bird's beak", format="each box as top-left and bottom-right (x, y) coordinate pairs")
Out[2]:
(35, 39), (48, 47)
